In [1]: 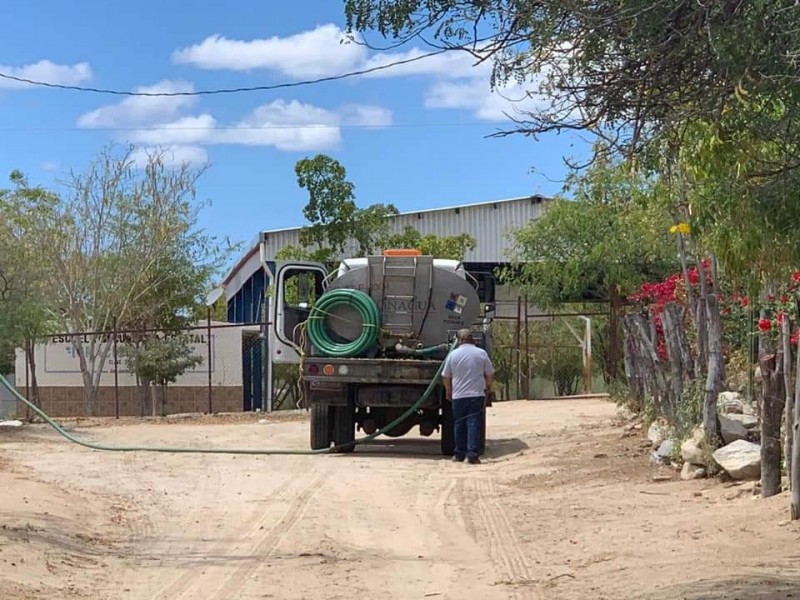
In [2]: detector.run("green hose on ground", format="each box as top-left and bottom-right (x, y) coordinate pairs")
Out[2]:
(0, 338), (457, 456)
(307, 288), (380, 357)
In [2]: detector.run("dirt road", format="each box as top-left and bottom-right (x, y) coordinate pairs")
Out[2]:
(1, 399), (799, 599)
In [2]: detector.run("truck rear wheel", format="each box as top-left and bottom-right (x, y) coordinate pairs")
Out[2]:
(332, 404), (355, 453)
(310, 403), (331, 450)
(440, 400), (455, 456)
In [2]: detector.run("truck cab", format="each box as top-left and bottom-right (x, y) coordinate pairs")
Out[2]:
(269, 252), (495, 454)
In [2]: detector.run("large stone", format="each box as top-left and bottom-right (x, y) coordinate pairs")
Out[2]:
(648, 420), (672, 448)
(724, 413), (758, 430)
(681, 462), (706, 480)
(717, 391), (746, 415)
(712, 439), (761, 480)
(719, 414), (750, 444)
(681, 427), (706, 465)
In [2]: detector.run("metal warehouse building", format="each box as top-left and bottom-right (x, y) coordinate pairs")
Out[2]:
(223, 194), (550, 321)
(220, 194), (551, 410)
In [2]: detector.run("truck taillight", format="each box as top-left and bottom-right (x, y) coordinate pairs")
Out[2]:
(323, 364), (335, 376)
(308, 364), (319, 374)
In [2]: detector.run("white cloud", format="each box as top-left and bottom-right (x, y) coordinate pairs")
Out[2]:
(172, 24), (366, 78)
(424, 77), (551, 122)
(361, 48), (490, 80)
(171, 24), (487, 81)
(77, 85), (392, 158)
(0, 59), (92, 89)
(77, 80), (196, 128)
(339, 104), (393, 128)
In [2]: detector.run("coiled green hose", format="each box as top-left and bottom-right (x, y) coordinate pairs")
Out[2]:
(307, 288), (380, 357)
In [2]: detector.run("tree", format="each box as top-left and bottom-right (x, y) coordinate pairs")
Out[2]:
(32, 145), (228, 415)
(119, 335), (203, 417)
(289, 154), (398, 261)
(0, 171), (60, 408)
(344, 1), (800, 163)
(384, 226), (476, 261)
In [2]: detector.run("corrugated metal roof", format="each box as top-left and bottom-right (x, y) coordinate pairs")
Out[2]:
(223, 195), (551, 292)
(259, 194), (550, 262)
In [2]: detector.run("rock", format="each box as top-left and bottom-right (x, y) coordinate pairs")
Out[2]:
(712, 439), (761, 480)
(651, 439), (676, 465)
(681, 427), (706, 465)
(681, 462), (706, 480)
(718, 391), (746, 415)
(719, 414), (750, 444)
(647, 420), (672, 448)
(723, 413), (758, 430)
(652, 474), (672, 482)
(0, 420), (23, 427)
(656, 439), (675, 458)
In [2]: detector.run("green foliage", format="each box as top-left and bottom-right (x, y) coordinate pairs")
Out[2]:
(384, 226), (476, 260)
(294, 154), (398, 260)
(501, 155), (678, 307)
(0, 145), (232, 414)
(119, 335), (203, 387)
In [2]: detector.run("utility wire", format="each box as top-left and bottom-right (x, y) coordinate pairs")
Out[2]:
(0, 48), (453, 96)
(0, 122), (497, 133)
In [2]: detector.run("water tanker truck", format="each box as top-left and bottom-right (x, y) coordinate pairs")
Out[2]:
(268, 250), (496, 455)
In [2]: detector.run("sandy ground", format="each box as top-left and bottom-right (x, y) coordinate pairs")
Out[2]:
(1, 399), (799, 600)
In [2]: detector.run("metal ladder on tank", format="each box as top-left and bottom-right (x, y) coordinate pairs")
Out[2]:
(381, 257), (420, 337)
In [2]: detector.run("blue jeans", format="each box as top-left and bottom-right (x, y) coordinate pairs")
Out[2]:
(452, 396), (484, 461)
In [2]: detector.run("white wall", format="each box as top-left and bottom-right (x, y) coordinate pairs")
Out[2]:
(15, 321), (253, 388)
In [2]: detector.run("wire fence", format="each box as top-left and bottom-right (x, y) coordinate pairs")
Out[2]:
(15, 318), (267, 419)
(8, 297), (614, 419)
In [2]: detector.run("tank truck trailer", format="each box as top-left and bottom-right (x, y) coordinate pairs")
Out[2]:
(268, 249), (497, 455)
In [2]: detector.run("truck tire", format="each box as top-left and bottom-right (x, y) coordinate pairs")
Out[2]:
(440, 400), (455, 456)
(310, 403), (331, 450)
(332, 404), (355, 453)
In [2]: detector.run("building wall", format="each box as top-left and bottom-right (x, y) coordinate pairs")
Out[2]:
(13, 322), (251, 417)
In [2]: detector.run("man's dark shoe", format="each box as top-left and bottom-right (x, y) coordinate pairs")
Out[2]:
(452, 455), (464, 462)
(467, 457), (481, 465)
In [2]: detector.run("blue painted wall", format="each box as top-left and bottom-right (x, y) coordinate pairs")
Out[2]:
(225, 262), (274, 411)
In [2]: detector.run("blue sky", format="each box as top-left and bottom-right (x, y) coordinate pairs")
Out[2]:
(0, 0), (589, 252)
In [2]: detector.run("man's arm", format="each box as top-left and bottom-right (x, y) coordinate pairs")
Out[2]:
(441, 376), (452, 400)
(484, 354), (495, 395)
(442, 357), (453, 400)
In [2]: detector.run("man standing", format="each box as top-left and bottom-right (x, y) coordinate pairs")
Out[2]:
(441, 328), (494, 464)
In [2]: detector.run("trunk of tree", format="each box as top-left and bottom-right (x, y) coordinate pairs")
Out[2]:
(23, 338), (41, 411)
(782, 317), (794, 489)
(792, 333), (800, 519)
(760, 351), (785, 498)
(703, 295), (725, 443)
(160, 384), (168, 417)
(150, 383), (158, 418)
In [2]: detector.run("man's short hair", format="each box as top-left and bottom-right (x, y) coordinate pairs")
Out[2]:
(457, 328), (473, 342)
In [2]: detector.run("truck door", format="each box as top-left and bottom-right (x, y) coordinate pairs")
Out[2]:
(270, 261), (327, 364)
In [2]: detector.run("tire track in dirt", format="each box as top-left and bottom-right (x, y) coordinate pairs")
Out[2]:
(206, 469), (327, 600)
(465, 477), (540, 600)
(149, 463), (324, 600)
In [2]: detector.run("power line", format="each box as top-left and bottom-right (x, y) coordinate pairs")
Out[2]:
(0, 48), (453, 97)
(0, 121), (499, 133)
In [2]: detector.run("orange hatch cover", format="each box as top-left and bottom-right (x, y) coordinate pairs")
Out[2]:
(382, 248), (422, 256)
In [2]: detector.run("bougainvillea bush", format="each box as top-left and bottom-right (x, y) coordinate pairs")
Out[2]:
(629, 261), (800, 362)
